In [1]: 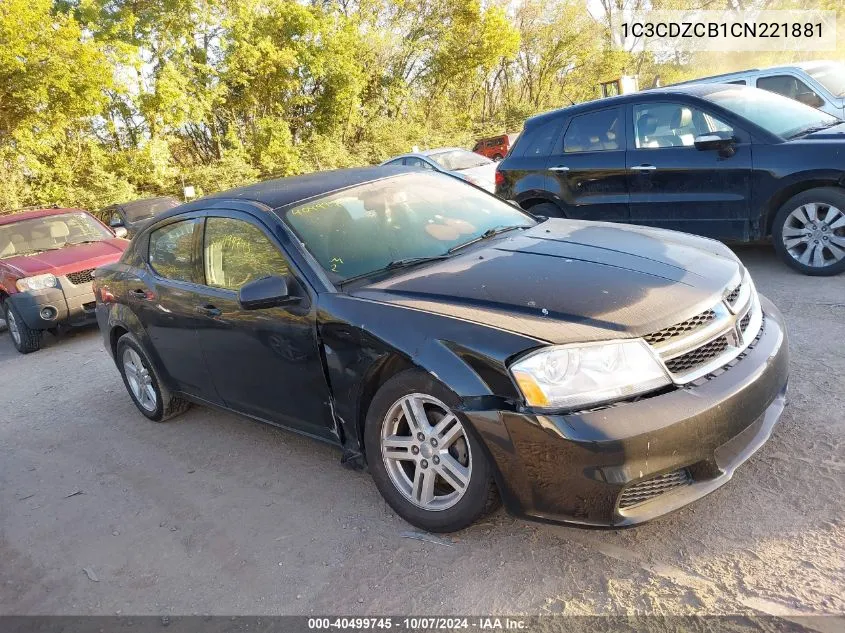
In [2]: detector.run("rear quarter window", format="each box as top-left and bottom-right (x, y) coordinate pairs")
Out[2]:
(515, 119), (563, 158)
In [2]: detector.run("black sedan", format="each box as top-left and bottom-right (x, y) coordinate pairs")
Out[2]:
(94, 168), (789, 532)
(496, 83), (845, 276)
(103, 195), (181, 238)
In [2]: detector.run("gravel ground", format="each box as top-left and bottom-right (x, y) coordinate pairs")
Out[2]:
(1, 245), (843, 617)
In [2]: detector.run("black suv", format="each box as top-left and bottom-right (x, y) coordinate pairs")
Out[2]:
(496, 83), (845, 275)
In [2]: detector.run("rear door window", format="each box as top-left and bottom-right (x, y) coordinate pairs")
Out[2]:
(563, 108), (622, 153)
(148, 219), (201, 283)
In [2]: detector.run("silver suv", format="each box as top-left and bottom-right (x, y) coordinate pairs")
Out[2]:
(672, 60), (845, 119)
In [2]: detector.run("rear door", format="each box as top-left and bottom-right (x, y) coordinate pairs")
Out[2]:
(626, 100), (753, 240)
(133, 216), (221, 403)
(191, 212), (335, 439)
(544, 106), (629, 222)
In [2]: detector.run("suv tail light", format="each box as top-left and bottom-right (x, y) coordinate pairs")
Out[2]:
(495, 170), (505, 187)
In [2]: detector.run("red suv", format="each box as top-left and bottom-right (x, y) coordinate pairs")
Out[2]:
(0, 208), (128, 353)
(472, 133), (519, 161)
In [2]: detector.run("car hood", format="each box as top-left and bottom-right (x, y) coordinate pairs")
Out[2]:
(351, 219), (741, 344)
(1, 238), (128, 278)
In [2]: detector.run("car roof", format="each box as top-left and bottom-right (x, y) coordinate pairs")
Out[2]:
(197, 166), (413, 211)
(420, 147), (467, 156)
(669, 60), (840, 86)
(0, 208), (87, 226)
(524, 84), (737, 126)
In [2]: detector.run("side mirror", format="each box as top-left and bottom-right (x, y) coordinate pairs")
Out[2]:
(238, 275), (300, 310)
(796, 91), (824, 109)
(109, 217), (124, 228)
(694, 133), (736, 153)
(113, 227), (128, 238)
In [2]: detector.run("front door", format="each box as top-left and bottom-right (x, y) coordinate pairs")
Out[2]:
(544, 106), (629, 222)
(626, 101), (753, 240)
(191, 213), (335, 439)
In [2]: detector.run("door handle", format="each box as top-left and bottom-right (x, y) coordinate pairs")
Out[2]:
(195, 304), (222, 317)
(548, 165), (570, 172)
(630, 165), (657, 171)
(130, 288), (154, 301)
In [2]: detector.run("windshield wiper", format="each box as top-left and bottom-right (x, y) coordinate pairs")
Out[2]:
(788, 121), (840, 139)
(447, 225), (529, 254)
(8, 249), (48, 257)
(385, 255), (451, 269)
(62, 239), (102, 247)
(339, 254), (451, 285)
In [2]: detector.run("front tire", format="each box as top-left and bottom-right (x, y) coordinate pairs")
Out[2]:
(364, 369), (499, 532)
(116, 333), (190, 422)
(4, 301), (42, 354)
(772, 187), (845, 276)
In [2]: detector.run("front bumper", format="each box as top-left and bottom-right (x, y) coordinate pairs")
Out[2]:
(466, 295), (789, 527)
(7, 279), (97, 330)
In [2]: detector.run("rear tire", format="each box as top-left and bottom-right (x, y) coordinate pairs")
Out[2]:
(364, 369), (500, 532)
(772, 187), (845, 276)
(4, 301), (42, 354)
(115, 333), (190, 422)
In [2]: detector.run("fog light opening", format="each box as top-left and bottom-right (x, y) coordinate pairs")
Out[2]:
(40, 306), (57, 320)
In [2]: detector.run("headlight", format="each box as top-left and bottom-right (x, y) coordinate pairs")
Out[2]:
(16, 273), (58, 292)
(510, 339), (671, 410)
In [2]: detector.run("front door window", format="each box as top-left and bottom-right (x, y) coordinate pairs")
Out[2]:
(203, 217), (289, 291)
(633, 103), (733, 149)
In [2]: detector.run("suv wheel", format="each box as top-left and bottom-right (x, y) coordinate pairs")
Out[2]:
(364, 369), (499, 532)
(3, 301), (42, 354)
(772, 187), (845, 276)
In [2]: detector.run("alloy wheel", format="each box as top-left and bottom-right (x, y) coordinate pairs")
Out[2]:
(123, 347), (157, 412)
(6, 308), (21, 346)
(380, 393), (472, 511)
(782, 202), (845, 268)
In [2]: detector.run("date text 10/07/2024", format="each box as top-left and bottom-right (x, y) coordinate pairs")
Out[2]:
(307, 618), (528, 630)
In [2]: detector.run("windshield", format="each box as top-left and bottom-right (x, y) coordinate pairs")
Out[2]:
(119, 196), (180, 222)
(283, 172), (534, 282)
(0, 212), (112, 259)
(805, 61), (845, 98)
(702, 86), (838, 138)
(427, 149), (492, 171)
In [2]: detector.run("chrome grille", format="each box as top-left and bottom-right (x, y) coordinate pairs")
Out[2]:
(642, 310), (716, 345)
(67, 268), (95, 285)
(618, 469), (692, 509)
(644, 270), (763, 384)
(665, 336), (730, 373)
